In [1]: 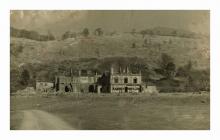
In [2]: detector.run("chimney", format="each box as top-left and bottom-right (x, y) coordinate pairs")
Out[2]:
(123, 67), (126, 73)
(126, 66), (129, 74)
(110, 66), (114, 74)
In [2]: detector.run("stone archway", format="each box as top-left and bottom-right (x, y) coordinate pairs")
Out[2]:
(89, 85), (95, 93)
(65, 86), (70, 92)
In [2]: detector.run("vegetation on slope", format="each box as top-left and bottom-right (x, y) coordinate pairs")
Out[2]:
(10, 27), (210, 93)
(11, 27), (55, 41)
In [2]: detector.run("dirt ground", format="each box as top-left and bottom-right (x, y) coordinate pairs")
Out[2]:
(19, 110), (73, 130)
(10, 93), (210, 130)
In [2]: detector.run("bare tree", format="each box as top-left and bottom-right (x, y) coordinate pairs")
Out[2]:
(82, 28), (89, 37)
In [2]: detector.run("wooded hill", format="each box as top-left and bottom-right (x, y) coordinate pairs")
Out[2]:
(10, 27), (210, 93)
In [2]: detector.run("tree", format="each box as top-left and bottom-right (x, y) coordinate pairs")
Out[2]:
(185, 60), (192, 71)
(98, 73), (110, 92)
(62, 31), (77, 40)
(82, 28), (89, 37)
(140, 30), (147, 38)
(62, 31), (69, 40)
(149, 30), (154, 36)
(132, 42), (136, 48)
(172, 30), (177, 36)
(95, 28), (103, 36)
(159, 53), (176, 79)
(10, 69), (22, 93)
(29, 31), (39, 40)
(160, 53), (174, 70)
(166, 62), (176, 79)
(176, 60), (192, 77)
(20, 69), (30, 86)
(46, 31), (55, 41)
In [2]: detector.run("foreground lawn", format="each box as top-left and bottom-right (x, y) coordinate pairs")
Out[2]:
(11, 93), (210, 130)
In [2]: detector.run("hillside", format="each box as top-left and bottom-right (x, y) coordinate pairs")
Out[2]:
(10, 32), (209, 70)
(11, 27), (55, 41)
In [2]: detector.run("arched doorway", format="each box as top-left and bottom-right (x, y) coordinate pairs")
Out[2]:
(89, 85), (95, 93)
(139, 85), (142, 92)
(65, 86), (70, 92)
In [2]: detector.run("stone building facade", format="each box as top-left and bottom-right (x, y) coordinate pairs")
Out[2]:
(54, 67), (145, 94)
(109, 67), (143, 93)
(55, 70), (101, 93)
(36, 81), (54, 92)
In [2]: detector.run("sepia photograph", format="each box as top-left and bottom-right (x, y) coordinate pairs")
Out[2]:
(10, 10), (210, 130)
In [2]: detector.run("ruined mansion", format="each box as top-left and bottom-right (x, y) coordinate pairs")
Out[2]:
(51, 66), (148, 94)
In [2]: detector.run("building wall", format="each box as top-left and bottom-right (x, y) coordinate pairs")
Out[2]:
(55, 68), (145, 94)
(55, 75), (100, 93)
(78, 76), (98, 83)
(144, 86), (158, 93)
(36, 82), (54, 92)
(109, 73), (142, 93)
(110, 84), (142, 93)
(110, 74), (141, 84)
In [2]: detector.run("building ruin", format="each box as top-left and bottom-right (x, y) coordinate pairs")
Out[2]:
(109, 67), (143, 93)
(55, 69), (101, 93)
(54, 66), (147, 94)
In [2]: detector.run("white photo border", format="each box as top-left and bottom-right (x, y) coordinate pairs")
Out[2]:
(0, 0), (218, 140)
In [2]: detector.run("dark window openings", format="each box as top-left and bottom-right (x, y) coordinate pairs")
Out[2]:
(124, 77), (128, 83)
(133, 78), (137, 84)
(125, 87), (128, 92)
(114, 78), (119, 83)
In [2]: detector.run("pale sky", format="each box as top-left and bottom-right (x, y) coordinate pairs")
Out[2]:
(11, 10), (209, 36)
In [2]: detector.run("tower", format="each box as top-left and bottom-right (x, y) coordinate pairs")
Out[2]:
(126, 66), (129, 74)
(110, 66), (114, 75)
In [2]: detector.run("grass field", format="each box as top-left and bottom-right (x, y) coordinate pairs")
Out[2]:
(10, 93), (210, 130)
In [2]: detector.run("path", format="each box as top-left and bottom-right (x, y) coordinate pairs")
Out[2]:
(20, 110), (73, 130)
